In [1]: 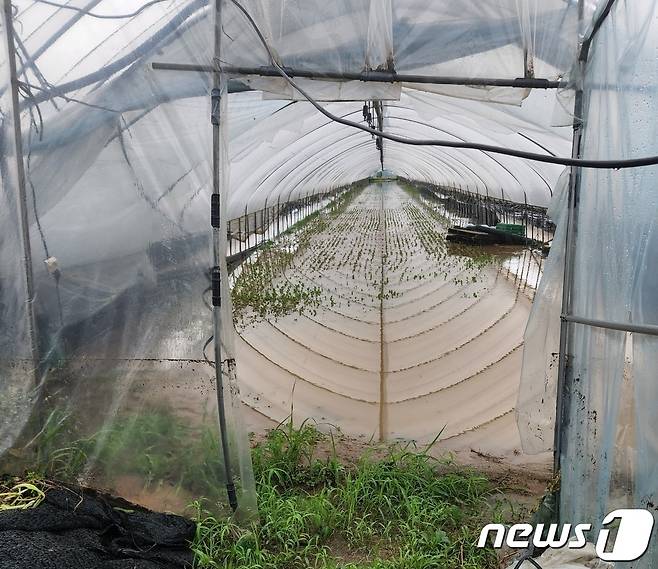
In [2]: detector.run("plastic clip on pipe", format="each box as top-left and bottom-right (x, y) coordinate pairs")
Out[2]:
(211, 87), (221, 126)
(211, 194), (221, 228)
(211, 266), (222, 308)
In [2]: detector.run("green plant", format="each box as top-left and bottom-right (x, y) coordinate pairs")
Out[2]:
(232, 239), (322, 326)
(231, 183), (367, 328)
(30, 412), (510, 568)
(28, 406), (239, 511)
(192, 421), (505, 569)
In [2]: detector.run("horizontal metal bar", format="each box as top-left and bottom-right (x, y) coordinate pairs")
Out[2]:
(151, 62), (567, 89)
(562, 314), (658, 337)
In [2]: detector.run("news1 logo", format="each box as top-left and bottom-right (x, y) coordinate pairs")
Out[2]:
(478, 509), (654, 562)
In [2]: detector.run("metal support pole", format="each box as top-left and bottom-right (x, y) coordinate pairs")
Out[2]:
(265, 204), (270, 242)
(523, 192), (528, 240)
(243, 206), (248, 252)
(238, 213), (242, 252)
(2, 0), (40, 384)
(554, 0), (588, 493)
(562, 314), (658, 337)
(552, 78), (583, 522)
(210, 0), (238, 512)
(263, 197), (268, 244)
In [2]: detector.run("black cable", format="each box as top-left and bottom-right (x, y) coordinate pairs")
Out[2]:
(580, 0), (618, 63)
(202, 268), (214, 366)
(20, 0), (208, 109)
(18, 79), (65, 328)
(202, 285), (213, 311)
(513, 556), (544, 569)
(202, 335), (214, 367)
(230, 0), (658, 170)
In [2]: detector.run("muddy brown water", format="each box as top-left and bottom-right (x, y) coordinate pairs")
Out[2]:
(13, 182), (550, 516)
(236, 182), (549, 470)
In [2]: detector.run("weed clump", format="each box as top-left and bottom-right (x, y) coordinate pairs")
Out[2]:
(21, 407), (237, 512)
(19, 409), (507, 568)
(192, 420), (503, 569)
(0, 476), (47, 511)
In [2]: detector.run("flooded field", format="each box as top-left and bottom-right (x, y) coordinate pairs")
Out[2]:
(235, 182), (545, 465)
(3, 181), (549, 518)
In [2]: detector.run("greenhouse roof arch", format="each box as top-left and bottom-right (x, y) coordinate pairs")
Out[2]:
(7, 0), (597, 231)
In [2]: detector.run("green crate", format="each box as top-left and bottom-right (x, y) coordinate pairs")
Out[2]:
(496, 223), (525, 236)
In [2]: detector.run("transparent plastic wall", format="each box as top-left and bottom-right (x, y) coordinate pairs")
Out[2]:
(516, 169), (568, 453)
(221, 0), (590, 103)
(518, 0), (658, 564)
(561, 3), (658, 564)
(3, 0), (577, 222)
(1, 2), (257, 517)
(0, 7), (36, 455)
(0, 0), (595, 520)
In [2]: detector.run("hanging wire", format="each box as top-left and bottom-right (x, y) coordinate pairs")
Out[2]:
(230, 0), (658, 171)
(19, 0), (208, 108)
(16, 79), (65, 328)
(32, 0), (171, 20)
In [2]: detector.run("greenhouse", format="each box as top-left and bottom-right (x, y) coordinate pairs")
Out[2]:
(1, 1), (657, 568)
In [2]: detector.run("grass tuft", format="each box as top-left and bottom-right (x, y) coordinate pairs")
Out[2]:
(192, 421), (504, 568)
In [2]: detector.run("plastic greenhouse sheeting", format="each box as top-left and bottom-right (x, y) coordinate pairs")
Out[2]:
(517, 1), (658, 567)
(0, 0), (654, 530)
(516, 168), (569, 454)
(559, 2), (658, 564)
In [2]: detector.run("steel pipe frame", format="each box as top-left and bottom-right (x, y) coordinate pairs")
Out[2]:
(210, 0), (239, 512)
(151, 61), (567, 89)
(562, 315), (658, 337)
(2, 0), (40, 385)
(553, 0), (620, 520)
